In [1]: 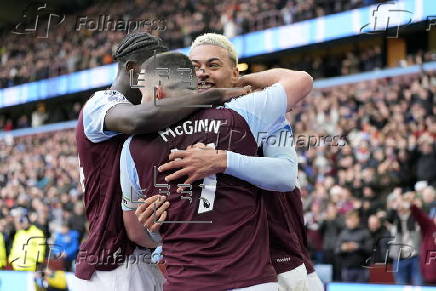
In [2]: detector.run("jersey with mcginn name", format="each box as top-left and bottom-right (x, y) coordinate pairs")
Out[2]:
(158, 119), (223, 142)
(120, 83), (288, 290)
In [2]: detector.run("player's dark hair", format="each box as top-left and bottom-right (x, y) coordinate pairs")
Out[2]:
(143, 52), (194, 73)
(142, 52), (195, 90)
(113, 32), (168, 65)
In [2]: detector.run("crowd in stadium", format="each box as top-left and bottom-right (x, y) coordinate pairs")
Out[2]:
(0, 0), (435, 287)
(0, 0), (410, 89)
(290, 71), (436, 283)
(0, 69), (434, 284)
(0, 130), (84, 271)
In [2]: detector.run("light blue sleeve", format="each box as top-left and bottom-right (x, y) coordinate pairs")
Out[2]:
(120, 138), (164, 241)
(224, 83), (287, 146)
(224, 122), (298, 191)
(120, 136), (143, 211)
(83, 90), (131, 143)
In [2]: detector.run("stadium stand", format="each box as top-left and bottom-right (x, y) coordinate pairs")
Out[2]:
(0, 0), (435, 288)
(0, 0), (398, 88)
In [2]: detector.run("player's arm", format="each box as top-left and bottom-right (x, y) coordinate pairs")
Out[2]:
(237, 68), (313, 110)
(410, 204), (431, 233)
(224, 124), (298, 191)
(120, 138), (168, 247)
(160, 82), (304, 191)
(123, 211), (159, 248)
(163, 126), (298, 192)
(105, 87), (251, 135)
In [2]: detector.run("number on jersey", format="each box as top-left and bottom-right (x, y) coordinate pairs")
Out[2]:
(170, 143), (217, 214)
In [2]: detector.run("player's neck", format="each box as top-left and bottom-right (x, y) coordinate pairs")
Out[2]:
(111, 74), (142, 105)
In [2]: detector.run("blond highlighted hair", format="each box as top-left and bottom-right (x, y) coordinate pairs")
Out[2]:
(190, 33), (238, 65)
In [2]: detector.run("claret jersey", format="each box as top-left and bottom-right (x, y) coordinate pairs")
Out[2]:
(75, 90), (134, 280)
(121, 84), (288, 290)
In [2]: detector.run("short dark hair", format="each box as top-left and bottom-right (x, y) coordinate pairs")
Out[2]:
(142, 52), (195, 88)
(113, 32), (168, 65)
(143, 52), (193, 71)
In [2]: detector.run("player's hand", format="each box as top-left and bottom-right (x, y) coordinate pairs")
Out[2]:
(158, 143), (227, 192)
(135, 195), (170, 232)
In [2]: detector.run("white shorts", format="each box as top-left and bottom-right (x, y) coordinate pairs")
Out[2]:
(69, 248), (164, 291)
(307, 272), (324, 291)
(230, 282), (278, 290)
(277, 263), (309, 291)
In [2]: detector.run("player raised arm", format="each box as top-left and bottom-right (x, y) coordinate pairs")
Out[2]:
(105, 86), (251, 135)
(237, 68), (313, 111)
(160, 83), (301, 191)
(83, 32), (250, 143)
(159, 34), (310, 191)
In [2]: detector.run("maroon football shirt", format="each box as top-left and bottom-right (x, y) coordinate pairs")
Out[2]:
(263, 186), (315, 274)
(262, 189), (305, 274)
(75, 108), (134, 280)
(129, 108), (277, 291)
(287, 187), (315, 274)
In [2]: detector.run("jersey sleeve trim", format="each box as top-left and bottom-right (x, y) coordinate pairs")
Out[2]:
(83, 90), (131, 143)
(120, 136), (143, 211)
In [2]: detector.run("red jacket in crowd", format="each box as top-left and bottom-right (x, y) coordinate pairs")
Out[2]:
(411, 204), (436, 284)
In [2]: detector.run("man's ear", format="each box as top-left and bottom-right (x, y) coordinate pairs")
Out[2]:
(231, 65), (240, 87)
(125, 61), (141, 75)
(154, 86), (166, 100)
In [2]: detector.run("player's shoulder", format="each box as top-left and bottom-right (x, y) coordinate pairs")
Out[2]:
(191, 107), (244, 126)
(224, 83), (285, 109)
(83, 90), (130, 113)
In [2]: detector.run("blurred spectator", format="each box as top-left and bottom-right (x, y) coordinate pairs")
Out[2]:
(304, 202), (324, 263)
(0, 226), (6, 269)
(410, 201), (436, 284)
(32, 103), (49, 128)
(34, 265), (68, 291)
(3, 118), (14, 131)
(336, 211), (372, 282)
(421, 186), (436, 216)
(367, 214), (390, 264)
(415, 134), (436, 188)
(386, 193), (423, 285)
(8, 213), (46, 271)
(319, 202), (343, 281)
(68, 202), (86, 242)
(16, 115), (30, 129)
(51, 222), (79, 271)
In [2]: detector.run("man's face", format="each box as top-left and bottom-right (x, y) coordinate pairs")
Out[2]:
(368, 216), (380, 231)
(189, 44), (239, 91)
(346, 215), (359, 229)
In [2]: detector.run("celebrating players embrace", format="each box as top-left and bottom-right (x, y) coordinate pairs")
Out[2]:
(75, 31), (320, 291)
(128, 33), (321, 290)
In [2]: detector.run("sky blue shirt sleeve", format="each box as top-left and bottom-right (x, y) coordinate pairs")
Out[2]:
(83, 90), (131, 143)
(120, 138), (164, 241)
(120, 136), (143, 211)
(224, 83), (287, 146)
(224, 122), (298, 191)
